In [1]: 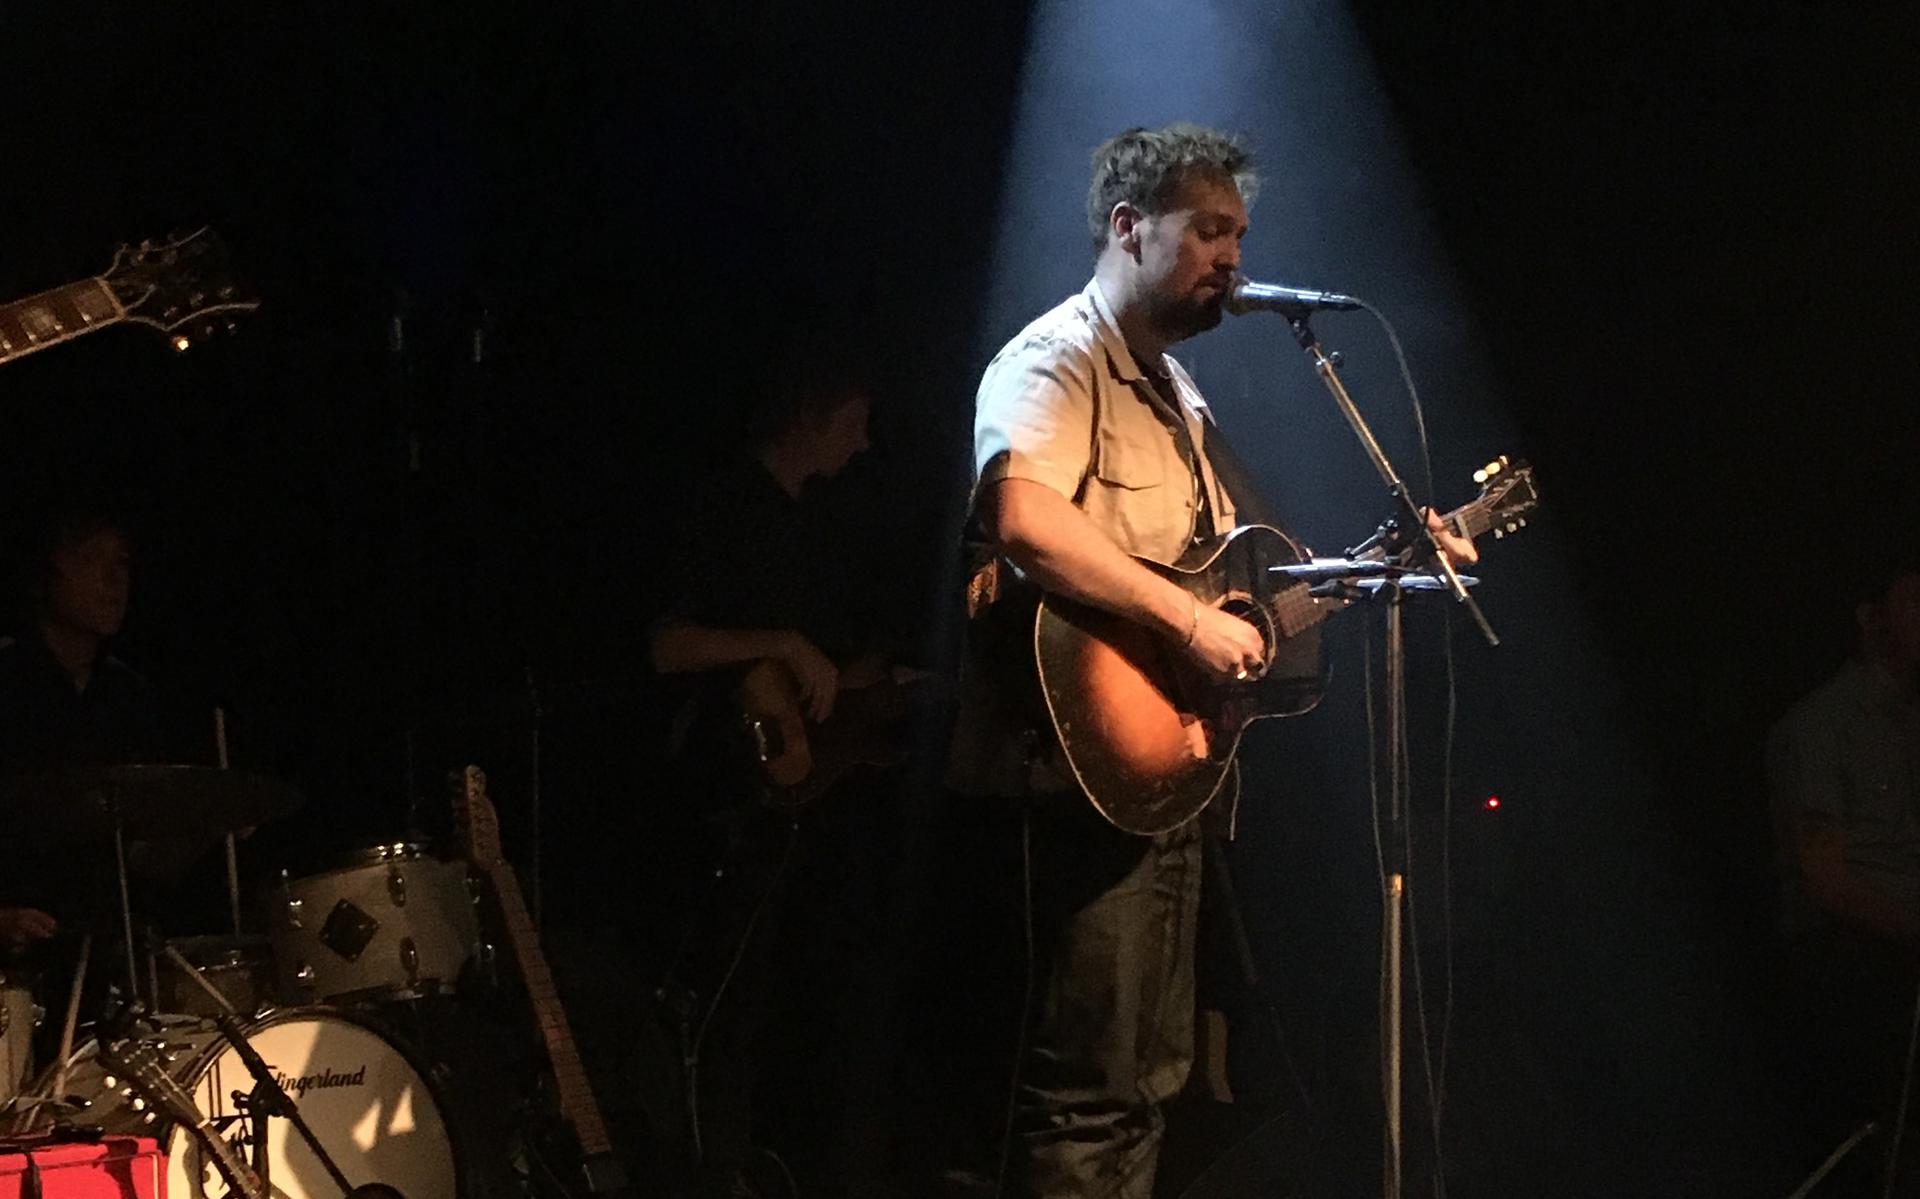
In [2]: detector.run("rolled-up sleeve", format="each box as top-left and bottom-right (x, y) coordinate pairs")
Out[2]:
(973, 335), (1095, 501)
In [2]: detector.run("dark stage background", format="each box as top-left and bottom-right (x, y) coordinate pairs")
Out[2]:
(4, 2), (1917, 1194)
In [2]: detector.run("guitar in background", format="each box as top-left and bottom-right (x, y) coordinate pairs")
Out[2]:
(97, 1037), (267, 1199)
(451, 765), (629, 1198)
(0, 227), (257, 368)
(737, 656), (932, 809)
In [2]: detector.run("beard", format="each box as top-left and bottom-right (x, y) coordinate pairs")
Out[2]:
(1146, 286), (1226, 345)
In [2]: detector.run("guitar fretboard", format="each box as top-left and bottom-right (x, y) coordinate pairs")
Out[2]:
(485, 861), (614, 1157)
(0, 279), (123, 363)
(457, 768), (614, 1166)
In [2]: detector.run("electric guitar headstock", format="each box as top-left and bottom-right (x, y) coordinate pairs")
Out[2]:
(100, 226), (259, 350)
(97, 1038), (265, 1199)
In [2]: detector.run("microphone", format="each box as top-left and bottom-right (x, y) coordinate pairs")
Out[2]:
(1224, 274), (1362, 316)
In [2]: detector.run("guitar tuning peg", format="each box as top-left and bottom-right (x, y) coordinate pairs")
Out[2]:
(1517, 518), (1527, 528)
(1484, 460), (1503, 476)
(1492, 528), (1504, 539)
(1472, 469), (1488, 485)
(171, 336), (192, 353)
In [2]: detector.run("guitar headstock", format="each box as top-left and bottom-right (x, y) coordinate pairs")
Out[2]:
(1460, 455), (1539, 541)
(99, 1037), (263, 1199)
(96, 1037), (196, 1129)
(452, 764), (505, 866)
(101, 227), (259, 349)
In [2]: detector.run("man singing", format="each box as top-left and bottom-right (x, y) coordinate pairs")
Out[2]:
(949, 123), (1473, 1196)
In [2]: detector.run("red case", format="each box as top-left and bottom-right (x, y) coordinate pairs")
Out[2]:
(0, 1136), (165, 1199)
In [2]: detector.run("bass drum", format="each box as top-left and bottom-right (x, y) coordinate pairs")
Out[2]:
(53, 1008), (459, 1199)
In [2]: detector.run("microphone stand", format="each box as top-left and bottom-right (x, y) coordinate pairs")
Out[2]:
(1275, 309), (1500, 1199)
(158, 943), (395, 1199)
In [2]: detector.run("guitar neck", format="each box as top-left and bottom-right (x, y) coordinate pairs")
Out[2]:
(1447, 497), (1505, 541)
(0, 279), (125, 364)
(1262, 492), (1500, 636)
(103, 1048), (264, 1199)
(479, 859), (614, 1158)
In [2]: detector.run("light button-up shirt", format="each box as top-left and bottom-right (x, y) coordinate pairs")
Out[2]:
(973, 278), (1236, 565)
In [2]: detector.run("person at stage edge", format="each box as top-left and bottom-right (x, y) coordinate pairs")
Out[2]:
(1768, 555), (1920, 1182)
(949, 123), (1476, 1197)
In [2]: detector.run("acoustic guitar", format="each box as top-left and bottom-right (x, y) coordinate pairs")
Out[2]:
(1035, 458), (1539, 834)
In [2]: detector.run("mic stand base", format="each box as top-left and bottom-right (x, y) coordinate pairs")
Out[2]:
(1272, 309), (1500, 1199)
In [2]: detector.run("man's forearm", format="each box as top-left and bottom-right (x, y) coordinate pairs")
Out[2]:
(1818, 873), (1920, 945)
(648, 622), (792, 675)
(1801, 822), (1920, 945)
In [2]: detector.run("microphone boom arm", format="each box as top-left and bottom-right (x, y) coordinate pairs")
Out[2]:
(1282, 312), (1498, 647)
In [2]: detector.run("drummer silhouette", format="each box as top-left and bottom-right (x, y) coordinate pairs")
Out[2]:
(0, 501), (162, 957)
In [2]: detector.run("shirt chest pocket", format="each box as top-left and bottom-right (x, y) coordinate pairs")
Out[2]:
(1085, 398), (1196, 560)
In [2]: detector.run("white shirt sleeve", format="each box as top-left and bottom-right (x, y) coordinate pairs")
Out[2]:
(973, 335), (1096, 502)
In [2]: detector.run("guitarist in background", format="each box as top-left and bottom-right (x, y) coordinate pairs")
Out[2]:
(946, 123), (1475, 1197)
(642, 347), (896, 1196)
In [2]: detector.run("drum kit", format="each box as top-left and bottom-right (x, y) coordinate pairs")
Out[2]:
(0, 763), (491, 1199)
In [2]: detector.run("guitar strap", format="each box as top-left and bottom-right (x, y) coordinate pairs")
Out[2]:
(1194, 412), (1284, 532)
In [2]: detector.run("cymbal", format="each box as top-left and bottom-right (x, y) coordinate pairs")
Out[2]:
(0, 764), (304, 845)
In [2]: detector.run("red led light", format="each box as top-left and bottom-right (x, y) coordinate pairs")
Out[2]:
(1484, 795), (1502, 810)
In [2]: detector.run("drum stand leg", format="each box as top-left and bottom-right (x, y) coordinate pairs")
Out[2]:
(235, 1091), (271, 1196)
(14, 935), (92, 1132)
(113, 820), (140, 1007)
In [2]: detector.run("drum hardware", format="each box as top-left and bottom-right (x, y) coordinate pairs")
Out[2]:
(281, 872), (305, 929)
(272, 844), (480, 1005)
(0, 977), (35, 1115)
(0, 765), (305, 1009)
(318, 901), (382, 962)
(30, 1003), (458, 1199)
(214, 707), (243, 938)
(153, 936), (274, 1019)
(158, 944), (366, 1199)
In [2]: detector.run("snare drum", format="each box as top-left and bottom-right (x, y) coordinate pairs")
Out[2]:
(0, 974), (34, 1111)
(272, 843), (481, 1004)
(156, 935), (275, 1017)
(42, 1008), (459, 1199)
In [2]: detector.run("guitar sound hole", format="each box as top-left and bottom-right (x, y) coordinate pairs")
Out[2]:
(1217, 595), (1275, 680)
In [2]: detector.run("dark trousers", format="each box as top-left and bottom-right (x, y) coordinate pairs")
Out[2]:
(1002, 794), (1203, 1199)
(1782, 934), (1920, 1194)
(676, 808), (800, 1187)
